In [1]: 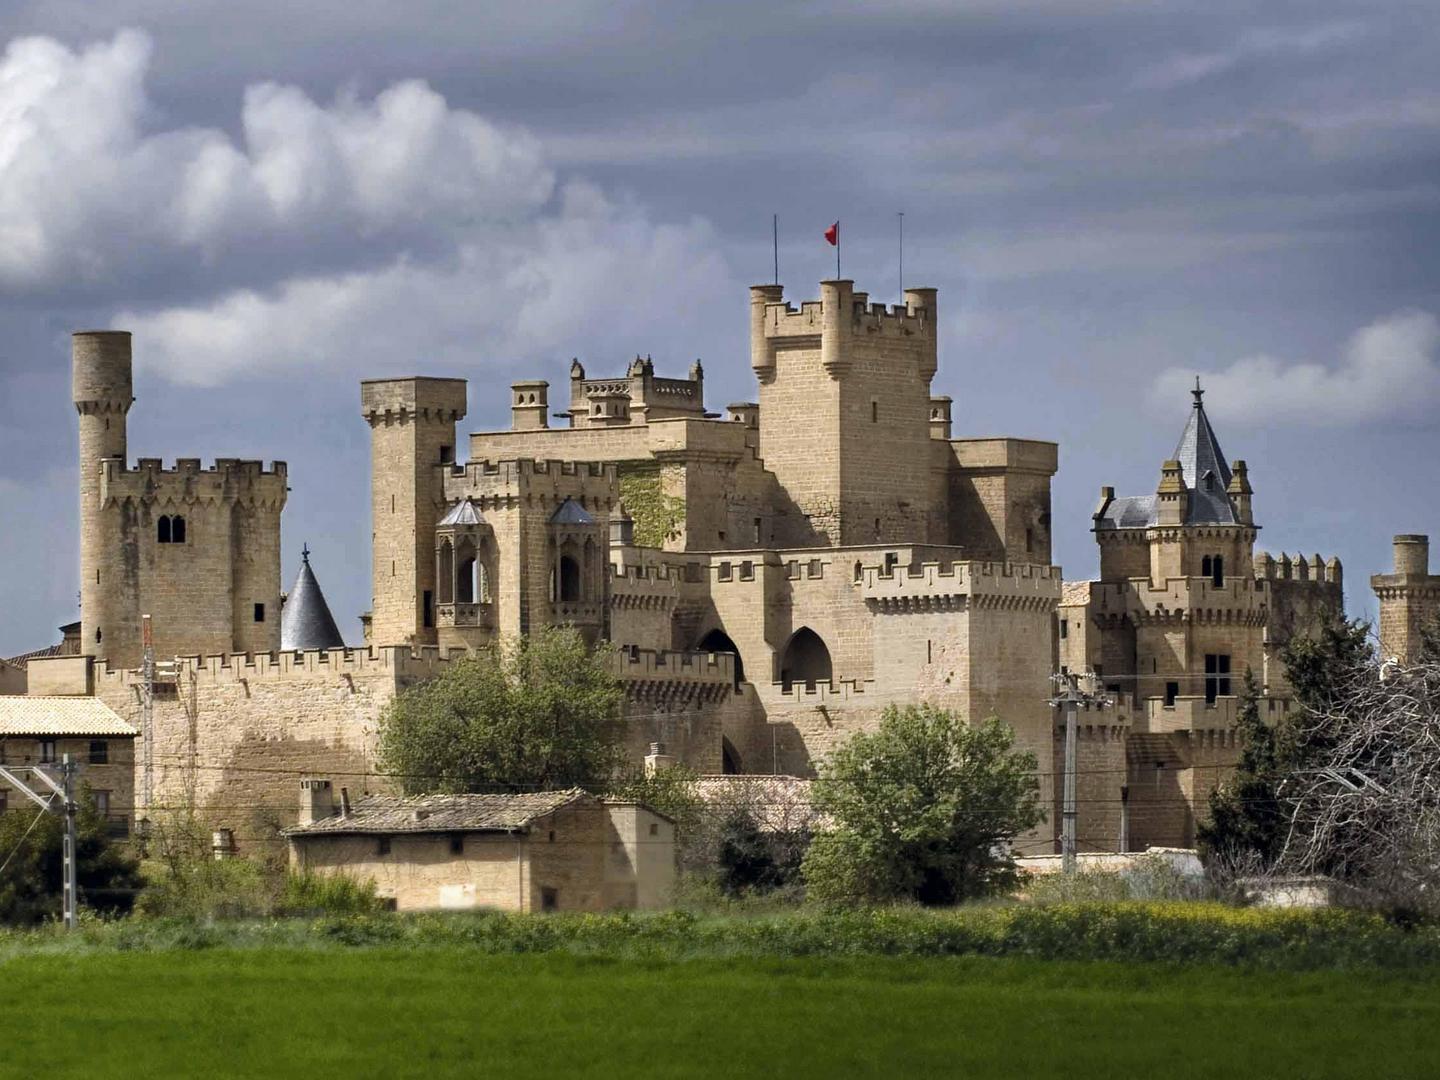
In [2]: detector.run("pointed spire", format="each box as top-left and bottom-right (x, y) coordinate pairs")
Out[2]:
(281, 546), (346, 651)
(1169, 378), (1236, 525)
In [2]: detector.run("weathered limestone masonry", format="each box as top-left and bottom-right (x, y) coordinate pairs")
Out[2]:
(1372, 535), (1440, 664)
(74, 332), (286, 668)
(1059, 384), (1341, 849)
(90, 645), (731, 856)
(420, 278), (1065, 848)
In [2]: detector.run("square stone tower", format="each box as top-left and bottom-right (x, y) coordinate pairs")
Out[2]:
(750, 281), (937, 546)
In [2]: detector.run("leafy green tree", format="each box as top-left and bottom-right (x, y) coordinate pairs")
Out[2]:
(377, 627), (626, 794)
(802, 705), (1042, 906)
(0, 790), (141, 925)
(1198, 671), (1287, 867)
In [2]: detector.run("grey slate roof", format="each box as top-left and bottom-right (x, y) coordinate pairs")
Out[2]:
(285, 789), (590, 836)
(549, 498), (595, 525)
(437, 498), (485, 527)
(280, 546), (346, 651)
(1096, 383), (1238, 530)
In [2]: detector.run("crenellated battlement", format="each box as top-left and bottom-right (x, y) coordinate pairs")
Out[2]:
(440, 457), (619, 508)
(91, 643), (736, 699)
(859, 559), (1062, 611)
(757, 290), (935, 344)
(1254, 551), (1343, 587)
(98, 457), (288, 508)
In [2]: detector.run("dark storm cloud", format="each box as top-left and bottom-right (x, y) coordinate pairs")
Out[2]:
(2, 1), (1438, 651)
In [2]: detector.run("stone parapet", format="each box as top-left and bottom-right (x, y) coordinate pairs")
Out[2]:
(859, 559), (1061, 612)
(98, 457), (288, 509)
(1088, 577), (1270, 626)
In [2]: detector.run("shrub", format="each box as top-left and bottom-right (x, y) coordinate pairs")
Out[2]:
(276, 870), (384, 917)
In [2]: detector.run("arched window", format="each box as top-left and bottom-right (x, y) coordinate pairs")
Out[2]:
(779, 627), (833, 692)
(698, 628), (745, 689)
(171, 516), (186, 543)
(158, 516), (172, 544)
(853, 561), (863, 583)
(1212, 555), (1224, 587)
(437, 541), (454, 604)
(559, 555), (582, 602)
(456, 554), (475, 604)
(1201, 555), (1212, 578)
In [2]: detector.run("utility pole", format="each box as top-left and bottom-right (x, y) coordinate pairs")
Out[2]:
(1049, 671), (1114, 874)
(141, 613), (154, 825)
(0, 758), (79, 929)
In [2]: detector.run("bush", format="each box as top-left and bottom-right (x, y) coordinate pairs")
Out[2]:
(276, 870), (384, 917)
(1024, 855), (1213, 904)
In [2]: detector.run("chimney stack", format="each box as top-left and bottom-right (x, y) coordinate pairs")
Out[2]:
(299, 778), (335, 826)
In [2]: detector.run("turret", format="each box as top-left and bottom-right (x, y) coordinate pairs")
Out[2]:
(362, 377), (468, 646)
(73, 331), (134, 660)
(749, 284), (785, 380)
(1393, 534), (1430, 577)
(929, 396), (953, 440)
(511, 381), (549, 431)
(1155, 459), (1189, 526)
(1227, 459), (1253, 525)
(1371, 535), (1438, 665)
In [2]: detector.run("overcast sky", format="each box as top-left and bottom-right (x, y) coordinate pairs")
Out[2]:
(2, 1), (1438, 655)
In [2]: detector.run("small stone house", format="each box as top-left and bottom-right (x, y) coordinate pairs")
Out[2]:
(0, 695), (137, 836)
(284, 781), (675, 912)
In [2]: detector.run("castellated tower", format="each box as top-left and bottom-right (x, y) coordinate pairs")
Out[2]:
(1372, 535), (1440, 664)
(751, 281), (938, 545)
(74, 331), (287, 668)
(362, 377), (468, 647)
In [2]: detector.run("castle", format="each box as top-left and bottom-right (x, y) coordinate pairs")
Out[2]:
(25, 277), (1427, 861)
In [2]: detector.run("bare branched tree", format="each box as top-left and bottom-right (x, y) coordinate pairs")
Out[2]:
(1282, 654), (1440, 913)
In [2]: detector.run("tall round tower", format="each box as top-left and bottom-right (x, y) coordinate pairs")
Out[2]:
(73, 331), (133, 660)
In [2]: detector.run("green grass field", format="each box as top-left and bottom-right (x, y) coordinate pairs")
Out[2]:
(2, 949), (1437, 1079)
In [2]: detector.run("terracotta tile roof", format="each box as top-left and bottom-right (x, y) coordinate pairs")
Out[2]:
(285, 788), (591, 836)
(0, 696), (137, 737)
(1060, 580), (1095, 607)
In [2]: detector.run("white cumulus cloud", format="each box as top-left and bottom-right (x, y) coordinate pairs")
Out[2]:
(0, 28), (551, 287)
(1151, 310), (1440, 426)
(0, 29), (739, 385)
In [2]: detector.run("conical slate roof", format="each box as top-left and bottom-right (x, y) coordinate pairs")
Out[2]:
(1170, 380), (1235, 525)
(1095, 380), (1240, 530)
(438, 498), (485, 527)
(550, 498), (595, 525)
(281, 546), (346, 651)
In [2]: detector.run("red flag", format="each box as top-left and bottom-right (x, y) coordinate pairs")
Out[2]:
(824, 221), (839, 246)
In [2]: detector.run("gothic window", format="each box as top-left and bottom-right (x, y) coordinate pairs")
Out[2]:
(1212, 555), (1224, 587)
(559, 555), (582, 602)
(158, 515), (187, 544)
(438, 541), (454, 605)
(172, 516), (186, 543)
(698, 628), (745, 688)
(779, 627), (833, 693)
(157, 515), (171, 544)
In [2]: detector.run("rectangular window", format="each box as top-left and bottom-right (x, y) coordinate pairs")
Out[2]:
(449, 835), (464, 855)
(807, 559), (823, 578)
(423, 590), (434, 629)
(753, 517), (763, 544)
(739, 561), (754, 581)
(377, 836), (391, 856)
(93, 790), (110, 816)
(40, 739), (56, 764)
(649, 823), (659, 836)
(786, 560), (800, 580)
(1059, 619), (1068, 640)
(540, 887), (559, 912)
(253, 602), (265, 623)
(1165, 682), (1179, 708)
(1026, 527), (1034, 553)
(439, 445), (453, 464)
(1204, 654), (1231, 704)
(717, 562), (732, 582)
(0, 790), (6, 812)
(871, 400), (878, 423)
(89, 740), (109, 765)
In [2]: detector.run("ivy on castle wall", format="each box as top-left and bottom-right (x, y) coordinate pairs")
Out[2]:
(617, 461), (687, 548)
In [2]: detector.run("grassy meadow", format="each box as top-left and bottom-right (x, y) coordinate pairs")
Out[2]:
(2, 948), (1437, 1078)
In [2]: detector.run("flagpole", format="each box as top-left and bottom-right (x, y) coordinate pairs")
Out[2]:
(773, 213), (779, 286)
(897, 211), (904, 297)
(836, 220), (841, 279)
